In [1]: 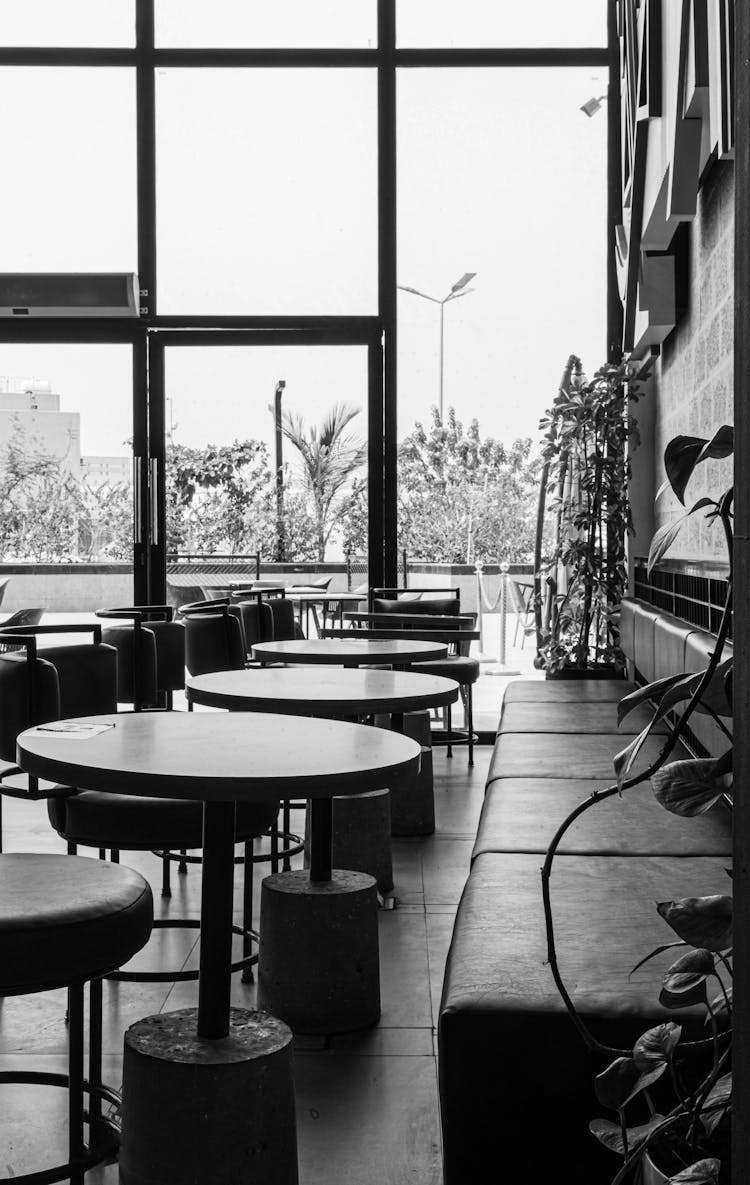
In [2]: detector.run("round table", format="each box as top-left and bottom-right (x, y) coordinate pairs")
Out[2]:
(252, 637), (448, 667)
(17, 711), (420, 1038)
(186, 666), (459, 718)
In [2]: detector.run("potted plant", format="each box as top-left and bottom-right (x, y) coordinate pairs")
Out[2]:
(541, 425), (734, 1182)
(534, 355), (641, 677)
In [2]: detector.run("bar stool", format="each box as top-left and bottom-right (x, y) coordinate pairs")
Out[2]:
(0, 852), (153, 1185)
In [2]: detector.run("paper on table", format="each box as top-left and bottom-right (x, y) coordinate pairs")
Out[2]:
(33, 722), (114, 740)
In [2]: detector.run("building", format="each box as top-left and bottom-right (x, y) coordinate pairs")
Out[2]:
(0, 378), (80, 476)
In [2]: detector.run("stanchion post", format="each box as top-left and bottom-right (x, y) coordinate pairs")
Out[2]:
(498, 562), (508, 666)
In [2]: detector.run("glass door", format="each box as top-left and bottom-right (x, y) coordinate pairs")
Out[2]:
(147, 331), (382, 619)
(0, 338), (146, 621)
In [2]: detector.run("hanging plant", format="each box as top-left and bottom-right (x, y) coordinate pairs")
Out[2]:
(535, 355), (641, 674)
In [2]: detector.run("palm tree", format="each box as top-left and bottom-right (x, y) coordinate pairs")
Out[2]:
(281, 403), (367, 561)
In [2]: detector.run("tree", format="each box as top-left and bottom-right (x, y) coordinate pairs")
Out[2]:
(281, 403), (367, 561)
(165, 438), (318, 560)
(395, 408), (541, 564)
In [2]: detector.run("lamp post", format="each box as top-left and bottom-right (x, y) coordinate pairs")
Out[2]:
(269, 380), (286, 562)
(398, 272), (477, 421)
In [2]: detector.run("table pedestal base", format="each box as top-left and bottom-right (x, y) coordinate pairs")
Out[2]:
(258, 869), (380, 1034)
(120, 1007), (298, 1185)
(383, 711), (435, 836)
(303, 789), (393, 893)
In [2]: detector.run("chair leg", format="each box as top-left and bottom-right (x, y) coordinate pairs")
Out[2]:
(282, 801), (292, 871)
(242, 838), (255, 983)
(68, 840), (77, 855)
(67, 982), (86, 1185)
(447, 703), (453, 758)
(467, 684), (474, 766)
(271, 819), (280, 873)
(179, 848), (188, 875)
(162, 851), (172, 898)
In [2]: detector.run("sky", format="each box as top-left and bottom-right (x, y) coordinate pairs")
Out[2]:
(0, 2), (607, 462)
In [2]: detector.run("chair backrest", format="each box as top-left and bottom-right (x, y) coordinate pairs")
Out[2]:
(506, 580), (534, 625)
(180, 601), (246, 676)
(268, 598), (297, 641)
(370, 587), (460, 616)
(233, 599), (274, 648)
(98, 606), (185, 708)
(0, 625), (118, 763)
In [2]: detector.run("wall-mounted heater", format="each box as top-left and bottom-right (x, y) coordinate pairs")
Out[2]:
(0, 273), (140, 317)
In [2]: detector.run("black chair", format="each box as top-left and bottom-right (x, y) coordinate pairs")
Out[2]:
(180, 598), (248, 676)
(368, 589), (479, 764)
(96, 605), (185, 710)
(0, 852), (153, 1185)
(0, 624), (278, 983)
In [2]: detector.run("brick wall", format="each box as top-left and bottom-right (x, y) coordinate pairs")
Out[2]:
(654, 159), (734, 561)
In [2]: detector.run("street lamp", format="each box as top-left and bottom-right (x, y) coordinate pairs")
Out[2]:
(268, 380), (286, 562)
(398, 272), (477, 421)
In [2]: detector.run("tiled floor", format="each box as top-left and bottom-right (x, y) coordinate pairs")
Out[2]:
(0, 636), (540, 1182)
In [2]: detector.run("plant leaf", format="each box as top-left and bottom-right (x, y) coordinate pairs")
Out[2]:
(646, 500), (714, 573)
(595, 1056), (667, 1110)
(660, 949), (715, 1008)
(657, 896), (733, 952)
(700, 1072), (732, 1137)
(617, 674), (686, 727)
(633, 1023), (682, 1070)
(666, 1157), (721, 1184)
(651, 759), (730, 817)
(697, 424), (734, 464)
(614, 724), (653, 790)
(589, 1115), (666, 1157)
(630, 941), (687, 978)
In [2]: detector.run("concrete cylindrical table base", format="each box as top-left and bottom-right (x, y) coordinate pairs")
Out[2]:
(258, 869), (380, 1034)
(303, 788), (393, 893)
(120, 1007), (298, 1185)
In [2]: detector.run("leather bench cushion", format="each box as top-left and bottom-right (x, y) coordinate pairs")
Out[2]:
(0, 853), (153, 995)
(653, 614), (692, 682)
(472, 777), (731, 858)
(48, 792), (279, 850)
(497, 701), (667, 735)
(632, 602), (661, 683)
(503, 679), (637, 703)
(438, 851), (731, 1184)
(408, 655), (479, 685)
(682, 630), (733, 758)
(486, 731), (684, 784)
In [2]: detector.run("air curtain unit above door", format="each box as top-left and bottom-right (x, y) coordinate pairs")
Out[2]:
(0, 273), (140, 317)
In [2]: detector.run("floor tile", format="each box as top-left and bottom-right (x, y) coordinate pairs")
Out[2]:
(420, 837), (474, 906)
(426, 911), (458, 1024)
(294, 1054), (442, 1185)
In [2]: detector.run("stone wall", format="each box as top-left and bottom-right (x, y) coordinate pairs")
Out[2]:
(653, 159), (734, 561)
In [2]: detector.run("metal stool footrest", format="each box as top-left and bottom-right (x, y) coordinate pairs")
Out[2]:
(106, 918), (259, 984)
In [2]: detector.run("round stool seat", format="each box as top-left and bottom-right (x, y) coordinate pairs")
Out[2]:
(409, 655), (479, 684)
(0, 853), (153, 995)
(47, 791), (279, 850)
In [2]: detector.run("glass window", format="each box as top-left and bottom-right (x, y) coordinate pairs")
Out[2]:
(0, 69), (137, 273)
(155, 0), (376, 48)
(0, 2), (135, 47)
(397, 0), (606, 48)
(163, 344), (368, 580)
(155, 69), (377, 315)
(0, 344), (134, 613)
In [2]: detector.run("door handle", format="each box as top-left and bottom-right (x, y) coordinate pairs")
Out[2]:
(150, 459), (160, 545)
(133, 456), (143, 545)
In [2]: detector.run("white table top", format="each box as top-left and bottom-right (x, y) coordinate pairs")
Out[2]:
(252, 638), (449, 666)
(17, 712), (421, 803)
(187, 667), (459, 715)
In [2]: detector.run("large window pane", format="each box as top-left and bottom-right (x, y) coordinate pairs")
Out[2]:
(0, 2), (135, 47)
(397, 1), (606, 48)
(156, 0), (376, 48)
(163, 345), (369, 603)
(397, 68), (607, 720)
(0, 69), (137, 273)
(0, 344), (134, 615)
(156, 70), (377, 315)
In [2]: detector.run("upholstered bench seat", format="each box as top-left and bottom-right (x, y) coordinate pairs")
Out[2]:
(503, 679), (637, 703)
(0, 852), (153, 995)
(486, 730), (674, 783)
(439, 851), (731, 1183)
(497, 700), (668, 734)
(48, 791), (279, 851)
(473, 776), (732, 858)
